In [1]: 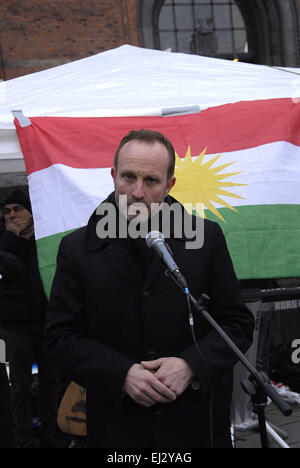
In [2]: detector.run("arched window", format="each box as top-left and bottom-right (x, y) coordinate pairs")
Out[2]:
(156, 0), (250, 61)
(138, 0), (300, 67)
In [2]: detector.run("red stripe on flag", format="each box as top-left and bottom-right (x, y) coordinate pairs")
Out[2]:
(15, 98), (300, 176)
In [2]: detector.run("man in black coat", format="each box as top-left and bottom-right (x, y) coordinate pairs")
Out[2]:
(45, 129), (254, 448)
(0, 190), (59, 448)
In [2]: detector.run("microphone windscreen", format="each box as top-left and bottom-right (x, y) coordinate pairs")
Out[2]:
(145, 231), (164, 249)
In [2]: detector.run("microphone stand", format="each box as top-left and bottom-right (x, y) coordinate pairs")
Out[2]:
(165, 270), (292, 449)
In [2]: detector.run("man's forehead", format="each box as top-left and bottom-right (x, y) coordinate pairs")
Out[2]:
(118, 140), (169, 164)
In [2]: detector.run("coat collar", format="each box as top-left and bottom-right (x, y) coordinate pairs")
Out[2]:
(84, 192), (194, 251)
(83, 192), (196, 291)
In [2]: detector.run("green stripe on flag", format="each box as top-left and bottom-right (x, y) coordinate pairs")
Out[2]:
(36, 204), (300, 298)
(36, 229), (76, 298)
(205, 204), (300, 279)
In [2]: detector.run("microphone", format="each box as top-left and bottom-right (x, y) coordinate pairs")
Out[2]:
(145, 231), (189, 294)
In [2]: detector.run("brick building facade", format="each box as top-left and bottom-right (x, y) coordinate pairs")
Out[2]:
(0, 0), (139, 80)
(1, 0), (300, 81)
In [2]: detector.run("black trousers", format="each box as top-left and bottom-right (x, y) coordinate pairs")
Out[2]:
(1, 326), (59, 446)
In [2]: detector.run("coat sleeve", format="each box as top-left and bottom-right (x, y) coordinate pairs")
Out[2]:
(44, 235), (135, 407)
(0, 230), (21, 253)
(0, 251), (24, 282)
(180, 222), (255, 384)
(0, 231), (24, 282)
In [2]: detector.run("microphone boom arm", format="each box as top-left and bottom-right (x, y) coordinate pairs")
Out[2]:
(164, 268), (292, 449)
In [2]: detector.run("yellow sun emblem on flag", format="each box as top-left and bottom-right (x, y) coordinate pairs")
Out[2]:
(170, 147), (246, 222)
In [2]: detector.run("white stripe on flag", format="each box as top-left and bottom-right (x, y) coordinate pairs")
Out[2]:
(29, 165), (113, 240)
(29, 140), (300, 240)
(196, 140), (300, 207)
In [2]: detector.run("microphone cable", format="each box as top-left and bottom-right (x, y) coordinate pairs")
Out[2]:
(186, 293), (215, 449)
(165, 267), (215, 448)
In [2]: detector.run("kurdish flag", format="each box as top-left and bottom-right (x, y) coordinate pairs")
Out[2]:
(15, 97), (300, 297)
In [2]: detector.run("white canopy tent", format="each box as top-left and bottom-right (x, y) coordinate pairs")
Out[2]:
(0, 44), (299, 181)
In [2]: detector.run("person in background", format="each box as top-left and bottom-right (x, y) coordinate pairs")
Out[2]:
(0, 190), (59, 448)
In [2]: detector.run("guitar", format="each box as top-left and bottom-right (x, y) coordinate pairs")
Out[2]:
(57, 381), (87, 437)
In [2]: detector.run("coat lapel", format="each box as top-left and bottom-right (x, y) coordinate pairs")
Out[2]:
(100, 239), (143, 291)
(83, 197), (143, 291)
(86, 236), (144, 292)
(142, 236), (187, 292)
(82, 192), (192, 292)
(142, 253), (164, 292)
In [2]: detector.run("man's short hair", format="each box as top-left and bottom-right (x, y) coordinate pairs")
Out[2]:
(114, 129), (176, 180)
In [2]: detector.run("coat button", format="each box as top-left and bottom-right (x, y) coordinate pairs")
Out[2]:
(191, 378), (201, 390)
(148, 350), (157, 360)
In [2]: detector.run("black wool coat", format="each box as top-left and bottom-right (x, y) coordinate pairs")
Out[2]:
(45, 195), (254, 448)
